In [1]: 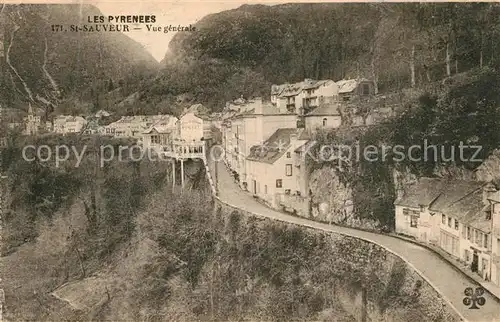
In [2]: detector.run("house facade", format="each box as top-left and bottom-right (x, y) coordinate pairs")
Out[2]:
(246, 128), (310, 212)
(304, 97), (342, 130)
(142, 116), (178, 153)
(221, 98), (298, 189)
(337, 78), (375, 102)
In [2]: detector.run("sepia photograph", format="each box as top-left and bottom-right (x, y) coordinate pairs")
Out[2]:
(1, 1), (500, 321)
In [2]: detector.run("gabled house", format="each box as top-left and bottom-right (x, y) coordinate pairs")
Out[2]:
(304, 97), (342, 131)
(271, 79), (339, 115)
(395, 178), (496, 283)
(337, 78), (375, 102)
(142, 115), (178, 152)
(24, 103), (45, 135)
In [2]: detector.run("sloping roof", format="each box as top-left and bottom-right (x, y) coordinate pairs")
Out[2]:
(247, 128), (307, 164)
(445, 190), (491, 233)
(306, 103), (341, 116)
(429, 180), (486, 213)
(394, 177), (448, 208)
(337, 78), (370, 94)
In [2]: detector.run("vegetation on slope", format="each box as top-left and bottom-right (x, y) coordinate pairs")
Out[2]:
(140, 2), (500, 110)
(0, 4), (159, 115)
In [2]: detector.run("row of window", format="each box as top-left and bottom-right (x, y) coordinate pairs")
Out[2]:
(441, 214), (490, 249)
(442, 214), (460, 230)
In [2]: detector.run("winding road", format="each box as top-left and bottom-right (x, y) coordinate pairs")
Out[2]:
(208, 158), (500, 322)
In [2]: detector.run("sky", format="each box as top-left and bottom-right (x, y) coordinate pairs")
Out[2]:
(95, 2), (250, 61)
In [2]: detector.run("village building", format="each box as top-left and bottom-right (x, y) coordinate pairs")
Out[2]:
(474, 148), (500, 183)
(271, 79), (339, 115)
(395, 177), (496, 283)
(104, 115), (164, 139)
(246, 128), (311, 213)
(24, 103), (45, 135)
(486, 190), (500, 287)
(53, 115), (87, 134)
(303, 96), (342, 130)
(94, 109), (112, 118)
(142, 115), (178, 153)
(221, 97), (298, 189)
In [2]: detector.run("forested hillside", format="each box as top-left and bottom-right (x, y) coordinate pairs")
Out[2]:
(141, 2), (500, 110)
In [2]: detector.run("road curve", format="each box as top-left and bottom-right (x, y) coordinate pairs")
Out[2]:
(208, 158), (500, 322)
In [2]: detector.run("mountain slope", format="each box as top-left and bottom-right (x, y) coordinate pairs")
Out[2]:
(0, 4), (160, 115)
(140, 3), (500, 111)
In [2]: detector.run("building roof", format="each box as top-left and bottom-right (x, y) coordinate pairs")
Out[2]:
(396, 177), (492, 233)
(428, 180), (486, 213)
(306, 102), (341, 116)
(247, 128), (308, 164)
(337, 78), (370, 94)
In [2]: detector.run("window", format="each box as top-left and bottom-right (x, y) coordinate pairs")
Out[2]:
(362, 83), (370, 95)
(486, 210), (492, 220)
(462, 225), (467, 238)
(285, 164), (292, 176)
(464, 249), (470, 262)
(403, 208), (410, 216)
(448, 217), (452, 227)
(454, 219), (459, 230)
(442, 214), (446, 224)
(475, 230), (482, 245)
(285, 189), (291, 195)
(322, 118), (328, 127)
(276, 179), (282, 188)
(264, 185), (267, 194)
(467, 227), (471, 240)
(343, 96), (350, 101)
(286, 152), (291, 158)
(410, 215), (418, 228)
(151, 135), (160, 144)
(484, 234), (489, 249)
(419, 205), (425, 212)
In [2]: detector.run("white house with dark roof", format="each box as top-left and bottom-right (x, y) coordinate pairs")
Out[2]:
(304, 96), (342, 130)
(395, 177), (496, 282)
(246, 128), (310, 212)
(271, 79), (339, 115)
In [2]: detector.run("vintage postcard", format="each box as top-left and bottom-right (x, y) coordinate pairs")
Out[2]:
(1, 1), (500, 321)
